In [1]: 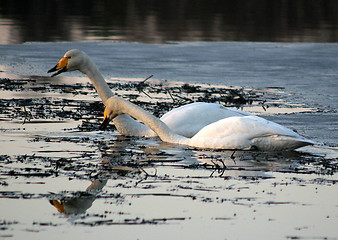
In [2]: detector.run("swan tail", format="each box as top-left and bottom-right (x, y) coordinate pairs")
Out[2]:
(252, 135), (316, 151)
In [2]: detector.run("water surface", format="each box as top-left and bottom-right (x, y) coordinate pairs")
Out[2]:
(0, 42), (338, 240)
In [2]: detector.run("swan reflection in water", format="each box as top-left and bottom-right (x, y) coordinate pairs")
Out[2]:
(50, 179), (107, 215)
(48, 138), (328, 215)
(49, 166), (138, 215)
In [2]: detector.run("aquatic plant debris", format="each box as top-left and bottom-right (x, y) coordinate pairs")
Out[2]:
(0, 75), (337, 176)
(1, 75), (338, 240)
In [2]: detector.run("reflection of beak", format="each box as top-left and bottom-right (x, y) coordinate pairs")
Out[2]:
(49, 200), (65, 213)
(47, 57), (68, 77)
(99, 117), (110, 130)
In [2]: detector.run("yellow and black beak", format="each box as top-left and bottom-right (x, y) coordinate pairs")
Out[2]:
(99, 108), (111, 130)
(47, 57), (69, 77)
(99, 117), (110, 130)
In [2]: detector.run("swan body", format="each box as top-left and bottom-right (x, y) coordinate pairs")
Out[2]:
(102, 96), (315, 151)
(159, 102), (253, 137)
(115, 102), (253, 137)
(48, 49), (253, 137)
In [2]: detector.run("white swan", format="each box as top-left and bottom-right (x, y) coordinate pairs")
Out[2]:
(48, 49), (253, 137)
(101, 96), (315, 151)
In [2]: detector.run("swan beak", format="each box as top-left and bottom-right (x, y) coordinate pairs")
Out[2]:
(100, 108), (112, 130)
(48, 57), (69, 77)
(49, 200), (65, 213)
(100, 117), (110, 130)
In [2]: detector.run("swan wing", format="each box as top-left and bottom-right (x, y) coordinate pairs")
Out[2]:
(160, 102), (252, 137)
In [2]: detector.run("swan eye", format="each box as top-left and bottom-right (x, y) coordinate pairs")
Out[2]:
(68, 56), (72, 59)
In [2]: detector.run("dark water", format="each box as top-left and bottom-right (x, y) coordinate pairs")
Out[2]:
(1, 0), (338, 44)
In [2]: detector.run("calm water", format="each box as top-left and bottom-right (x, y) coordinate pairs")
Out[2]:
(1, 0), (338, 44)
(1, 41), (338, 240)
(1, 1), (338, 239)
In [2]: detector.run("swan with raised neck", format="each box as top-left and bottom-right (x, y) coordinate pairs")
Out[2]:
(48, 49), (254, 138)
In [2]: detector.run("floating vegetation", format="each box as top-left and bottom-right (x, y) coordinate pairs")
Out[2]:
(1, 76), (337, 180)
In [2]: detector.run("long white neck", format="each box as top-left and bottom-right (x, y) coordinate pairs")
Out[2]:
(80, 58), (113, 103)
(79, 56), (151, 135)
(110, 97), (188, 144)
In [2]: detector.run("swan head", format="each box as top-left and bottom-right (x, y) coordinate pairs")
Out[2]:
(99, 97), (122, 130)
(48, 49), (89, 77)
(99, 107), (114, 130)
